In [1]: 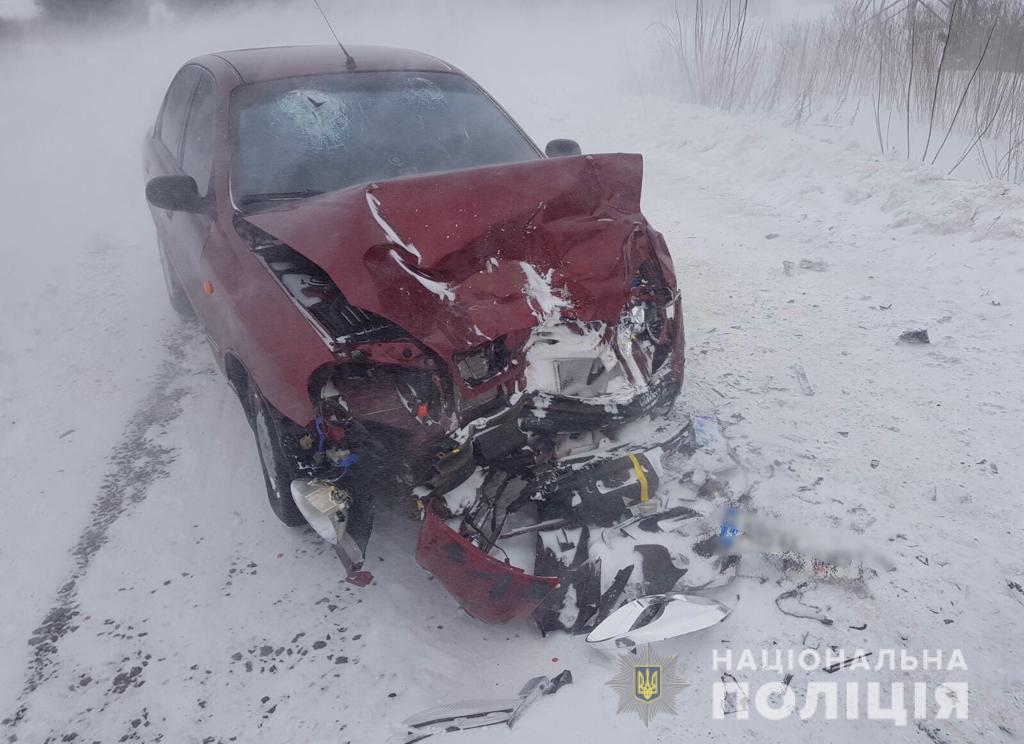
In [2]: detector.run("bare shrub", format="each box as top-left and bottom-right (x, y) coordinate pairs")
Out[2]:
(660, 0), (1024, 182)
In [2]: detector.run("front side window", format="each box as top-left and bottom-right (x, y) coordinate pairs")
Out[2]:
(159, 66), (199, 158)
(231, 71), (539, 207)
(181, 73), (215, 197)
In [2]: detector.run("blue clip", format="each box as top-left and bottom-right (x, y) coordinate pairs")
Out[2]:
(314, 413), (328, 455)
(720, 507), (739, 548)
(335, 451), (359, 477)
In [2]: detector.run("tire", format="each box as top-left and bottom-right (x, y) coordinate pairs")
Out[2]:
(158, 244), (195, 318)
(249, 381), (307, 527)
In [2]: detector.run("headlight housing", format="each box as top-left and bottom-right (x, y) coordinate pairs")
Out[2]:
(455, 337), (510, 386)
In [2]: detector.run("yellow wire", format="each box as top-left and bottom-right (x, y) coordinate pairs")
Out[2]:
(628, 454), (649, 502)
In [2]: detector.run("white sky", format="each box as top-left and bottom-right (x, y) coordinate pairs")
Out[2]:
(0, 0), (34, 18)
(0, 0), (844, 22)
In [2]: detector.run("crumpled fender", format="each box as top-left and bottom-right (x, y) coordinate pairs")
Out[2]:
(248, 154), (672, 363)
(415, 509), (559, 623)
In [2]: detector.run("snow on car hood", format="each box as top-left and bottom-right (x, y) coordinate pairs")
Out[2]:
(248, 153), (665, 360)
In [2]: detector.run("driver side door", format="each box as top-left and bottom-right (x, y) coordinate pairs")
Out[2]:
(147, 65), (199, 303)
(174, 68), (217, 316)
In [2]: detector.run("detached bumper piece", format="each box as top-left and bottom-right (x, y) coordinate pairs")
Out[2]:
(414, 420), (700, 627)
(415, 509), (560, 623)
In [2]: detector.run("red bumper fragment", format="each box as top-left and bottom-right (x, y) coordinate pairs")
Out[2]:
(415, 509), (560, 623)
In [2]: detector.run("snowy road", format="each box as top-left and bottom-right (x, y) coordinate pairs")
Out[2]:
(2, 4), (1023, 742)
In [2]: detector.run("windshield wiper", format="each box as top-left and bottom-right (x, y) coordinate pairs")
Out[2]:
(238, 189), (324, 207)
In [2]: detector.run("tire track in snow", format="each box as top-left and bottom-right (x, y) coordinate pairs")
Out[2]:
(2, 323), (201, 735)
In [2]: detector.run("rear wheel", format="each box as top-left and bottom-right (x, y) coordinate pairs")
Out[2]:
(158, 244), (194, 318)
(249, 381), (306, 527)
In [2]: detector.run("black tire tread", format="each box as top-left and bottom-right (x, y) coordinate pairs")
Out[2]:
(249, 381), (307, 527)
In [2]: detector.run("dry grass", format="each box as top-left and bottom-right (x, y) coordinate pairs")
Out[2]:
(658, 0), (1024, 182)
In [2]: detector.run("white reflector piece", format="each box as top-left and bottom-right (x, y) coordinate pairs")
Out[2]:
(290, 479), (348, 544)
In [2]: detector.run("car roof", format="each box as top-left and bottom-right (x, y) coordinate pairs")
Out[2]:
(198, 44), (456, 85)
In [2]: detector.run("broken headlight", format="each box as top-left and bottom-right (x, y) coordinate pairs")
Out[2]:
(629, 259), (674, 345)
(627, 300), (657, 335)
(455, 337), (510, 386)
(615, 260), (676, 380)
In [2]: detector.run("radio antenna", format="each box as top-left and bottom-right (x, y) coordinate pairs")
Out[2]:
(312, 0), (356, 70)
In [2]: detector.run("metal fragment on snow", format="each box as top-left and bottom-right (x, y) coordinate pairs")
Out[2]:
(798, 258), (828, 272)
(792, 364), (815, 396)
(392, 670), (572, 742)
(898, 329), (931, 345)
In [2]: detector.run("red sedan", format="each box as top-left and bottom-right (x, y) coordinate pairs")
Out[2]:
(145, 44), (684, 623)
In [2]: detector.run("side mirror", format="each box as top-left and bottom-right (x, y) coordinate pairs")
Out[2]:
(146, 175), (204, 213)
(545, 138), (582, 158)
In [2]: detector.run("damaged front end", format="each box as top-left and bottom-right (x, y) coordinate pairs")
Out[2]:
(240, 153), (700, 625)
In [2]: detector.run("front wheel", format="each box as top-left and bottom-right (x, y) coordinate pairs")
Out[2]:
(249, 381), (306, 527)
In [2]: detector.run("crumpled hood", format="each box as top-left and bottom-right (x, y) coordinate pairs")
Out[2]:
(248, 153), (671, 360)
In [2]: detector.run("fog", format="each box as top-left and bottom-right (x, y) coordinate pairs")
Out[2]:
(0, 0), (667, 319)
(0, 0), (844, 317)
(0, 0), (664, 488)
(0, 0), (687, 720)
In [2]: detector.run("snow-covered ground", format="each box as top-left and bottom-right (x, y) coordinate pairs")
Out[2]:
(1, 2), (1022, 742)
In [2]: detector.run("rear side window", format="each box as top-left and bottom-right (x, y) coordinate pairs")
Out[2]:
(158, 66), (199, 158)
(181, 73), (215, 196)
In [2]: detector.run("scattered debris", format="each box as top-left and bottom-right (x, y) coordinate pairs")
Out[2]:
(1007, 580), (1024, 607)
(792, 364), (815, 396)
(797, 476), (824, 492)
(917, 722), (953, 744)
(774, 584), (834, 626)
(784, 258), (829, 274)
(585, 593), (737, 646)
(766, 233), (780, 239)
(823, 651), (872, 673)
(798, 258), (828, 272)
(394, 670), (572, 742)
(870, 459), (880, 469)
(717, 673), (749, 715)
(898, 329), (930, 345)
(507, 670), (572, 727)
(801, 632), (823, 649)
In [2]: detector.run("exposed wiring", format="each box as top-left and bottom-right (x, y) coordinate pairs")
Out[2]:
(314, 413), (328, 455)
